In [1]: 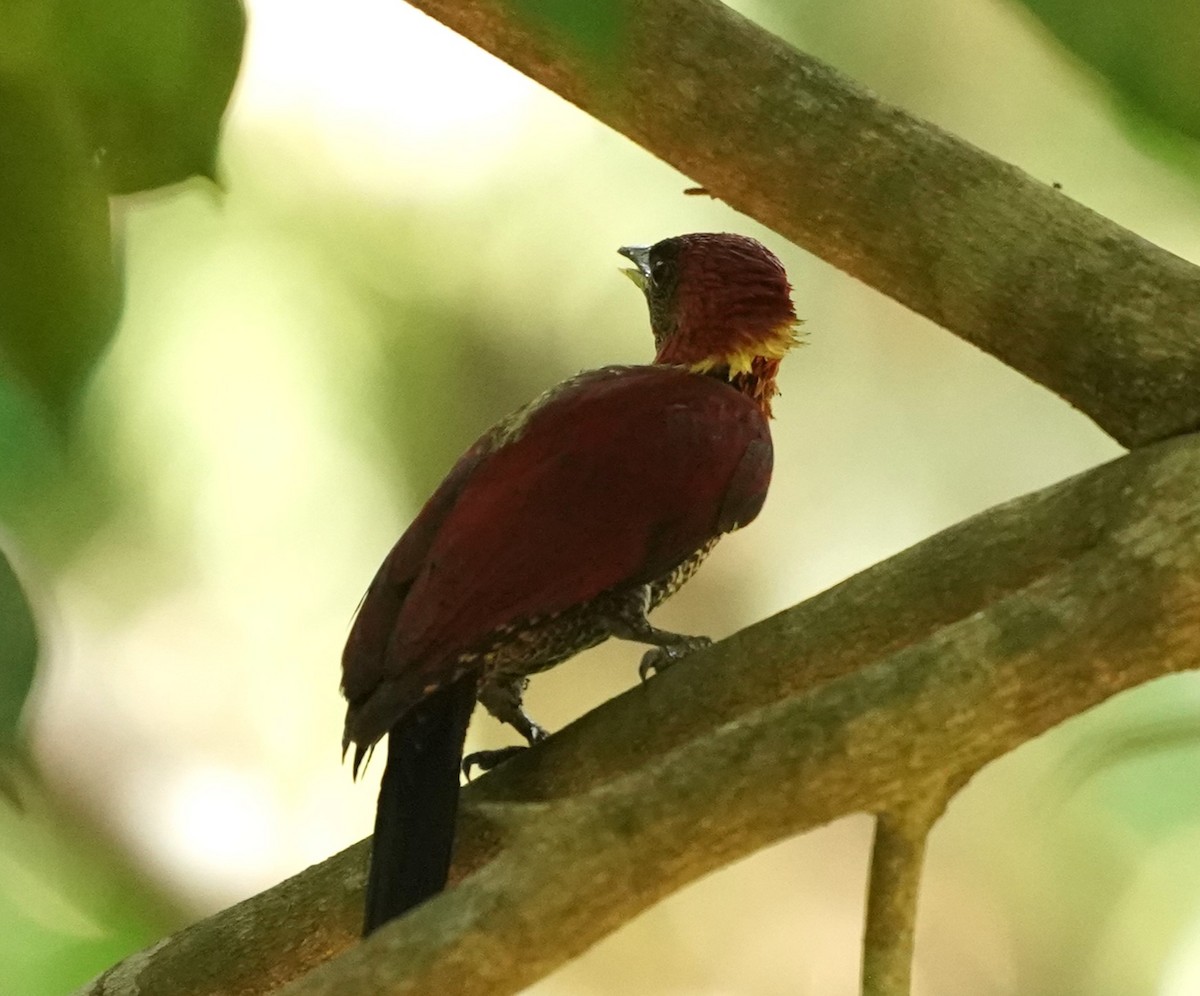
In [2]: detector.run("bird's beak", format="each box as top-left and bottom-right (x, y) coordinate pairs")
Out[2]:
(618, 245), (651, 290)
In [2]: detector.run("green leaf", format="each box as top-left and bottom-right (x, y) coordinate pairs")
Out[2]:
(505, 0), (629, 68)
(0, 547), (38, 751)
(1016, 0), (1200, 145)
(0, 74), (119, 419)
(50, 0), (246, 192)
(0, 381), (62, 524)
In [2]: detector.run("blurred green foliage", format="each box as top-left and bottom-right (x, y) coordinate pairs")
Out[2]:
(0, 548), (36, 752)
(0, 8), (244, 979)
(0, 0), (246, 195)
(1016, 0), (1200, 157)
(0, 76), (118, 424)
(50, 0), (246, 193)
(0, 783), (185, 995)
(0, 0), (244, 421)
(0, 0), (245, 748)
(0, 2), (244, 987)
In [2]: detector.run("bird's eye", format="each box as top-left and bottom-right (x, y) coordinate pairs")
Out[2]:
(650, 258), (668, 281)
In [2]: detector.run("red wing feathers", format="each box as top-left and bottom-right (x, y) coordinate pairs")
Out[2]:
(717, 437), (773, 533)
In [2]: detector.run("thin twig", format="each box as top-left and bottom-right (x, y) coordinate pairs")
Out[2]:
(862, 809), (939, 996)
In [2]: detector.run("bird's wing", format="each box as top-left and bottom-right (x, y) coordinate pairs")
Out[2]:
(394, 365), (771, 676)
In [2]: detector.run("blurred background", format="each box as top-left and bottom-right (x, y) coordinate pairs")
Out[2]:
(4, 0), (1200, 992)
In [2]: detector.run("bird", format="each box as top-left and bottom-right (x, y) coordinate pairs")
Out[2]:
(341, 232), (800, 936)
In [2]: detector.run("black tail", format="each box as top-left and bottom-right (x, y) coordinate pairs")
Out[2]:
(362, 673), (476, 936)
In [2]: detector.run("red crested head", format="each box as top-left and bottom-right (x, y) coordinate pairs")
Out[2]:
(619, 233), (799, 415)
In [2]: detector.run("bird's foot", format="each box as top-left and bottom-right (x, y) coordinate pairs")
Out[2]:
(461, 723), (548, 780)
(462, 745), (528, 780)
(638, 635), (713, 682)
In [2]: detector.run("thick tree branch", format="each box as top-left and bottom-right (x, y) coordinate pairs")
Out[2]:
(79, 433), (1200, 995)
(397, 0), (1200, 448)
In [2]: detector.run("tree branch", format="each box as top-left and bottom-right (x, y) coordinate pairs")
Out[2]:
(396, 0), (1200, 448)
(78, 433), (1200, 995)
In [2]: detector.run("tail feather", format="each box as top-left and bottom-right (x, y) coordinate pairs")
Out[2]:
(362, 672), (477, 936)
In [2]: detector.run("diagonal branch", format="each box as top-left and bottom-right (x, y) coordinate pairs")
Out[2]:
(400, 0), (1200, 448)
(78, 433), (1200, 995)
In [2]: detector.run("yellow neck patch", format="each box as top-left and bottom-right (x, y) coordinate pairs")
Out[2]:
(686, 319), (802, 375)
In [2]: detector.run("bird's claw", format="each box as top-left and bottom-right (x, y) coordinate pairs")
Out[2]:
(462, 724), (549, 780)
(638, 636), (713, 682)
(462, 745), (528, 780)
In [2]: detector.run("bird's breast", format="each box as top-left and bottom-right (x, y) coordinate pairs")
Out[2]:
(456, 538), (720, 683)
